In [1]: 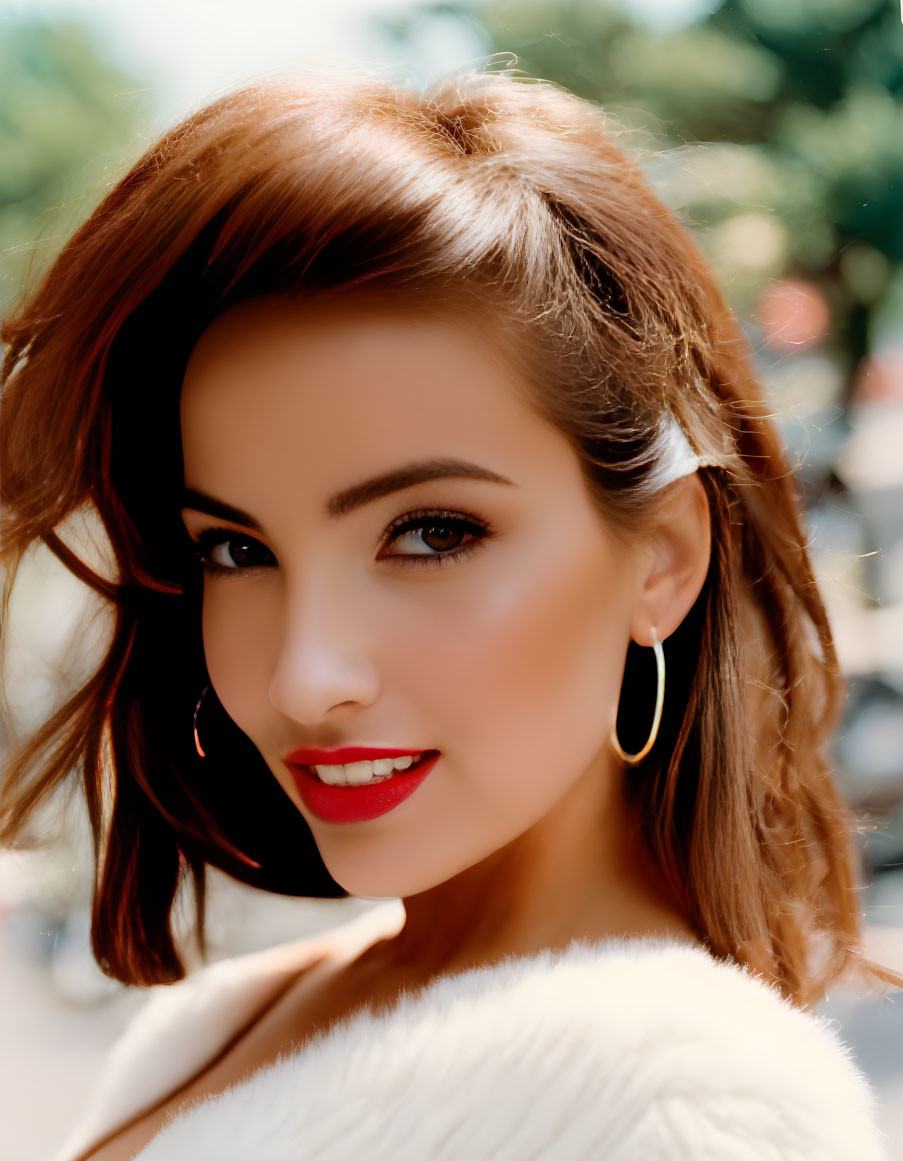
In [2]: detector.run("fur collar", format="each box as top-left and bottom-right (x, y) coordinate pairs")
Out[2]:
(108, 930), (887, 1160)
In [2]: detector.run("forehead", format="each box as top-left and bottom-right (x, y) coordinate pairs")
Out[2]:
(180, 295), (579, 493)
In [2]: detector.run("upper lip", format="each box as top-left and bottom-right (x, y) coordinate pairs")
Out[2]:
(284, 746), (434, 766)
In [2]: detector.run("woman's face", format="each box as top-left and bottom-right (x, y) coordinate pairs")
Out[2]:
(180, 295), (649, 898)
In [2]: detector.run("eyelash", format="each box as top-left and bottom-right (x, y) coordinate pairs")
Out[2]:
(190, 508), (494, 577)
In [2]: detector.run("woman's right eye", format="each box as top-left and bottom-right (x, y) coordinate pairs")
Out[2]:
(192, 529), (277, 573)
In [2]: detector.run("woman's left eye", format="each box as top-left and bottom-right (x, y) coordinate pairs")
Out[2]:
(379, 510), (490, 568)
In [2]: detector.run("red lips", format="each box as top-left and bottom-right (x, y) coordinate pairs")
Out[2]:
(286, 751), (441, 824)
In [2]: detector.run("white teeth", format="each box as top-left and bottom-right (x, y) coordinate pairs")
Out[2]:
(345, 761), (377, 785)
(314, 764), (348, 785)
(311, 753), (424, 785)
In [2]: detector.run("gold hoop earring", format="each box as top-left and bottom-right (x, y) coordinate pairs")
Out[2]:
(193, 684), (210, 758)
(611, 632), (665, 765)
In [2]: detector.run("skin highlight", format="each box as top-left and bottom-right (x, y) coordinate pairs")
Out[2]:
(179, 294), (711, 985)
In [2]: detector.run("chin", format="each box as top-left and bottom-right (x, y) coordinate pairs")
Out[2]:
(323, 866), (431, 901)
(317, 847), (462, 902)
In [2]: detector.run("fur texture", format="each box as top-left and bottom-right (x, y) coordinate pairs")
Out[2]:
(117, 934), (887, 1161)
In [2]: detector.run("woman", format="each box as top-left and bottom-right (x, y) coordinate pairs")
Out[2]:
(1, 67), (897, 1159)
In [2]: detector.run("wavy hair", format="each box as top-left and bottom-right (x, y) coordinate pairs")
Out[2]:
(1, 67), (892, 1003)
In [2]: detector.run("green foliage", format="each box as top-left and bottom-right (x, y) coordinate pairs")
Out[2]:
(0, 18), (146, 314)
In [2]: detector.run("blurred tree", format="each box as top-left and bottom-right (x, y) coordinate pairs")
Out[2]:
(0, 18), (146, 316)
(707, 0), (903, 402)
(383, 0), (903, 404)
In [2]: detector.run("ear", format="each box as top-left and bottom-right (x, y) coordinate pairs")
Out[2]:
(630, 474), (711, 647)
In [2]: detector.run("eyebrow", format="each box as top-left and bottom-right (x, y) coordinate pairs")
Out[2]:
(181, 457), (515, 528)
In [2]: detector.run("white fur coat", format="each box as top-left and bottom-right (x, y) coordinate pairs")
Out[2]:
(59, 910), (889, 1161)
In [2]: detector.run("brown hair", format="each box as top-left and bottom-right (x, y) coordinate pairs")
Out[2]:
(1, 67), (894, 1003)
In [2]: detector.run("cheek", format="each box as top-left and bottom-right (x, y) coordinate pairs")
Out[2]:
(391, 533), (634, 774)
(200, 581), (277, 732)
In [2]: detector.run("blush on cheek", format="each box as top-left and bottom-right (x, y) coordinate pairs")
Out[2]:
(505, 533), (624, 689)
(486, 573), (624, 754)
(396, 535), (632, 800)
(200, 589), (275, 740)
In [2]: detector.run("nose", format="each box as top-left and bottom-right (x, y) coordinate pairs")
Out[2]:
(267, 573), (380, 726)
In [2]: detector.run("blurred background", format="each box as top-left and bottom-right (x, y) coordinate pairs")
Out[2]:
(1, 0), (902, 1157)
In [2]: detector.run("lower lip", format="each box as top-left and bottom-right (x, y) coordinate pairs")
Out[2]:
(289, 752), (440, 824)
